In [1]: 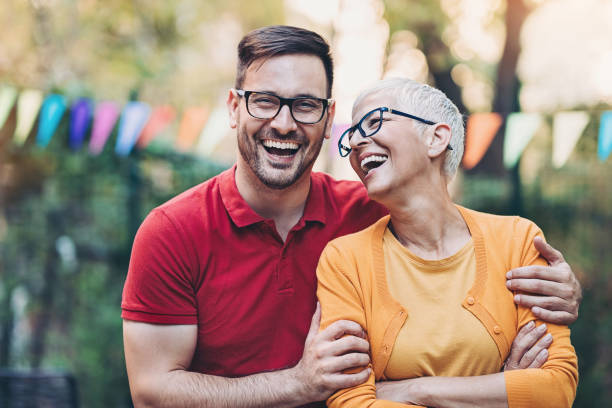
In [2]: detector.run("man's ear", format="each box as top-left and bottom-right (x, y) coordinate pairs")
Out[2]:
(427, 123), (452, 159)
(324, 100), (336, 140)
(227, 89), (239, 129)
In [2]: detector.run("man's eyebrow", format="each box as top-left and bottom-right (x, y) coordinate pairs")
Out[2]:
(257, 91), (324, 99)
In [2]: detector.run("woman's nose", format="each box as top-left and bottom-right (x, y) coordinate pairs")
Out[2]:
(349, 128), (371, 149)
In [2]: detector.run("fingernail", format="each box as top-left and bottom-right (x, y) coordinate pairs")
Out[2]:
(506, 271), (512, 279)
(527, 321), (535, 329)
(538, 323), (547, 331)
(507, 281), (513, 289)
(514, 294), (520, 303)
(540, 349), (548, 358)
(544, 333), (553, 342)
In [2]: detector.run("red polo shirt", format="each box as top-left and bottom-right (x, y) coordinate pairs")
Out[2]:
(122, 165), (387, 378)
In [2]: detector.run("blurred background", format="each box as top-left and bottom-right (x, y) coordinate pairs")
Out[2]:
(0, 0), (610, 406)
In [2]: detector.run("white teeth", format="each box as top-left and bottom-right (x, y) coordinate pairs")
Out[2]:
(262, 140), (299, 150)
(360, 155), (388, 173)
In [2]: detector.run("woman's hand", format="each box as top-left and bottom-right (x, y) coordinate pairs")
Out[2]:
(503, 320), (552, 370)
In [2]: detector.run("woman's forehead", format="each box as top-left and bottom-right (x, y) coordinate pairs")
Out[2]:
(352, 92), (394, 120)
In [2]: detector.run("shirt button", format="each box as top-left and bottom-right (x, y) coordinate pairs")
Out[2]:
(466, 296), (475, 305)
(494, 326), (502, 334)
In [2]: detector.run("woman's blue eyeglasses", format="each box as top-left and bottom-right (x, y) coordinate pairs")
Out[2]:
(337, 107), (452, 157)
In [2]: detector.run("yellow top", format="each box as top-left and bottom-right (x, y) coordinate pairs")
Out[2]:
(317, 206), (578, 408)
(383, 229), (500, 379)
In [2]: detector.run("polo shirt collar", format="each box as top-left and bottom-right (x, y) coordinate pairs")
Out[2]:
(219, 165), (327, 228)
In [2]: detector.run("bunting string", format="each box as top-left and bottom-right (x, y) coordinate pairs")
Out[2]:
(0, 84), (610, 167)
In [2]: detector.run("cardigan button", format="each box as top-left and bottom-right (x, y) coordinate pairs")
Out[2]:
(494, 325), (502, 334)
(466, 296), (475, 305)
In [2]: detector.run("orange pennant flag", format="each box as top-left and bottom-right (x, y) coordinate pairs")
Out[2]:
(137, 105), (176, 149)
(462, 112), (503, 170)
(175, 107), (208, 152)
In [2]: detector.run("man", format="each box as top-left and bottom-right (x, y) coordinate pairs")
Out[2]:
(122, 26), (582, 407)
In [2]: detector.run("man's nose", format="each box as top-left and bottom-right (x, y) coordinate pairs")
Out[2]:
(270, 105), (298, 134)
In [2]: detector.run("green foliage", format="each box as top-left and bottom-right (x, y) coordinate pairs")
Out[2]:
(0, 119), (227, 406)
(460, 125), (612, 406)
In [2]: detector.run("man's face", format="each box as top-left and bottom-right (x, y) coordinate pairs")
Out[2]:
(227, 54), (334, 189)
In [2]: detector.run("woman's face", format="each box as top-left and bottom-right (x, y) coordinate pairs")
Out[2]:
(348, 92), (431, 201)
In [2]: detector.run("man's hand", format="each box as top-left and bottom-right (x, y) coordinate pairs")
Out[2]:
(503, 320), (552, 371)
(506, 236), (582, 325)
(293, 302), (371, 402)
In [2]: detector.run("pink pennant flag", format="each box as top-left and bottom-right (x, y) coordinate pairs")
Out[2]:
(329, 123), (350, 158)
(89, 101), (120, 155)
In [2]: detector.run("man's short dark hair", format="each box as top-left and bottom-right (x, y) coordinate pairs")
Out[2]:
(235, 25), (334, 98)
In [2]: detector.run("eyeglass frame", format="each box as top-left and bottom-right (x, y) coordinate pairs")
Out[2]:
(234, 89), (333, 124)
(337, 106), (453, 157)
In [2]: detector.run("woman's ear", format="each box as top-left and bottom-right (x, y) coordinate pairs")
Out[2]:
(427, 123), (452, 159)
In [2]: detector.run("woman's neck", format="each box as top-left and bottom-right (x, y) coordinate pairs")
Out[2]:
(384, 181), (471, 260)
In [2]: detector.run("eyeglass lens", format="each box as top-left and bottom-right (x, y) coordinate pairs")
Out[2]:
(247, 92), (325, 124)
(338, 109), (384, 156)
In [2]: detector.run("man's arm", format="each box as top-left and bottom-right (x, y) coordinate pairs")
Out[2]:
(506, 237), (582, 325)
(123, 304), (371, 408)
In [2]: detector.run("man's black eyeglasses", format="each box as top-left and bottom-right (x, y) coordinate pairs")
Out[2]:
(235, 89), (332, 124)
(337, 107), (453, 157)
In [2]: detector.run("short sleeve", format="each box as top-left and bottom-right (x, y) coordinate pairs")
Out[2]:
(121, 209), (198, 324)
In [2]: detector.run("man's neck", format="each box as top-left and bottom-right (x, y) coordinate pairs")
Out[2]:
(235, 161), (312, 242)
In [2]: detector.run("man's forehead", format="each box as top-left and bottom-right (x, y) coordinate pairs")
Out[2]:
(242, 54), (327, 96)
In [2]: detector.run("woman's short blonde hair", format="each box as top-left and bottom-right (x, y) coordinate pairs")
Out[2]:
(352, 77), (465, 180)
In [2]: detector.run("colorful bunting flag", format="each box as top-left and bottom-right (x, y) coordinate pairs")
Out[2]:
(137, 105), (176, 149)
(503, 113), (543, 168)
(89, 101), (120, 155)
(176, 107), (208, 152)
(115, 102), (151, 156)
(14, 89), (44, 146)
(0, 85), (18, 130)
(552, 111), (589, 168)
(330, 123), (350, 158)
(598, 111), (612, 161)
(36, 94), (67, 147)
(69, 98), (93, 150)
(462, 113), (503, 170)
(195, 106), (228, 156)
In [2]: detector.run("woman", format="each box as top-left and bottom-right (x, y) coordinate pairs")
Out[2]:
(316, 78), (578, 407)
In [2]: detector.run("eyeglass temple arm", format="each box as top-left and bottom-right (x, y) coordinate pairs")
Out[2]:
(387, 108), (453, 150)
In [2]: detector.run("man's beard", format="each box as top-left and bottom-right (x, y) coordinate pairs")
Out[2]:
(237, 123), (326, 190)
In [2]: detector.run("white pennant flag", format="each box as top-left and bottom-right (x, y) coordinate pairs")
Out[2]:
(552, 111), (589, 168)
(503, 113), (543, 168)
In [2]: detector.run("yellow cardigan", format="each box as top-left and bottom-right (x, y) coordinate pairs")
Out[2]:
(316, 206), (578, 408)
